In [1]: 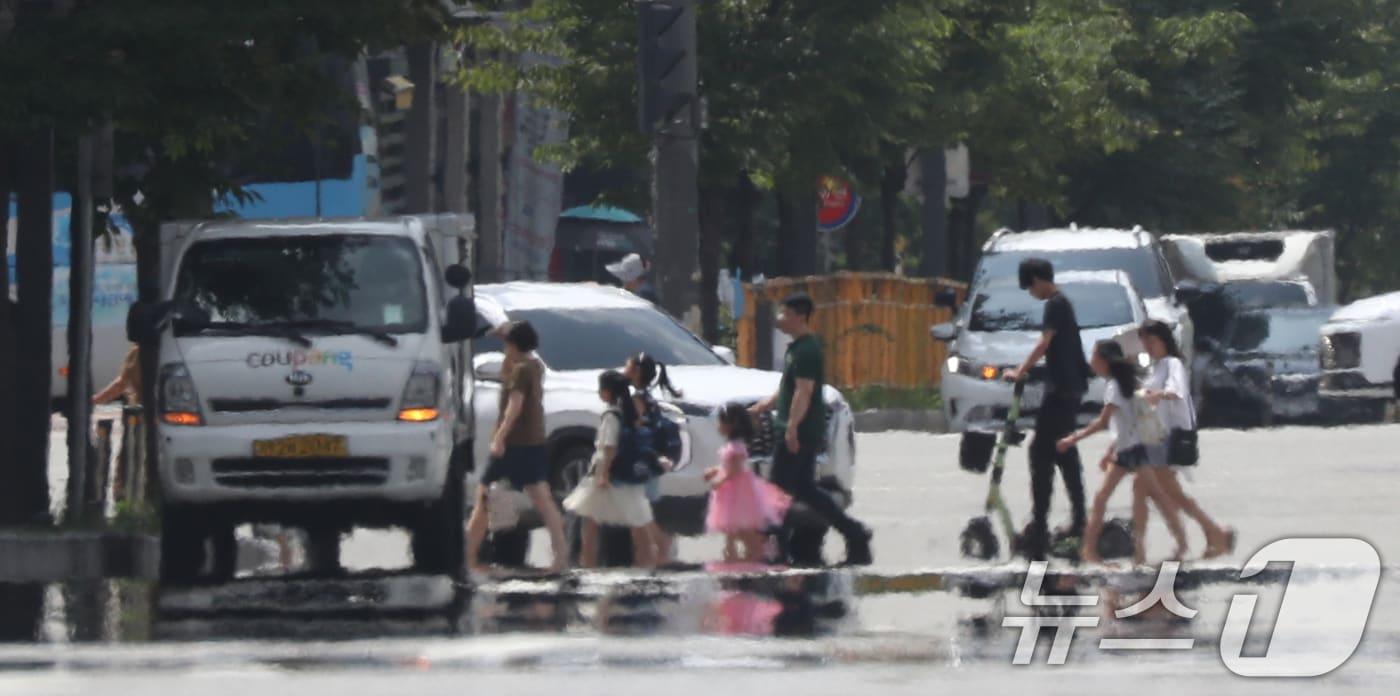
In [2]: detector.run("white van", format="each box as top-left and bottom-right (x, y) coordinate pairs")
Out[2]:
(1319, 291), (1400, 420)
(128, 216), (477, 581)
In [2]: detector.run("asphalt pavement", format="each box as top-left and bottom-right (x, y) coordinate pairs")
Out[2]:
(8, 422), (1399, 694)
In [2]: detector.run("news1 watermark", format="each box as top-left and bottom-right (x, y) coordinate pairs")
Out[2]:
(1003, 538), (1382, 677)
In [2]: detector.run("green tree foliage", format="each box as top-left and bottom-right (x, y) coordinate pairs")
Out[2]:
(0, 0), (450, 525)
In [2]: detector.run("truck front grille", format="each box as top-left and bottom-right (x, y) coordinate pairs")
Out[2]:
(211, 457), (390, 488)
(1321, 333), (1361, 370)
(209, 398), (392, 413)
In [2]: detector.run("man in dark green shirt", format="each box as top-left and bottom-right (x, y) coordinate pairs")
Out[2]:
(751, 294), (872, 566)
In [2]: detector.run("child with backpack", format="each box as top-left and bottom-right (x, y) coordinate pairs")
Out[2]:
(705, 403), (792, 563)
(624, 352), (685, 565)
(563, 371), (657, 568)
(1056, 340), (1187, 564)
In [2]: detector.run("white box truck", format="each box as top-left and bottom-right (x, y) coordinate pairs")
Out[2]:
(128, 215), (477, 581)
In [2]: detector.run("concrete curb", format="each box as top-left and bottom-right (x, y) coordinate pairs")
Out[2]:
(853, 409), (948, 434)
(0, 531), (159, 583)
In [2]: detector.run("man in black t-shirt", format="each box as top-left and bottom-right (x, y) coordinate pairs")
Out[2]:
(1003, 258), (1089, 560)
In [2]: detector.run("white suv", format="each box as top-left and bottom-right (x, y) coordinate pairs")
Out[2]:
(469, 282), (857, 565)
(934, 270), (1150, 435)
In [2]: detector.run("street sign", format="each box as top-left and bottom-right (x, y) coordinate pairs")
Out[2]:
(817, 176), (861, 232)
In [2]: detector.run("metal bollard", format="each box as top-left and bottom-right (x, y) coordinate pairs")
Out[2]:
(117, 406), (146, 506)
(90, 419), (114, 521)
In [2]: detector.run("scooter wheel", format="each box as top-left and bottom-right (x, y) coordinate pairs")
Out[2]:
(1097, 518), (1135, 560)
(960, 517), (999, 560)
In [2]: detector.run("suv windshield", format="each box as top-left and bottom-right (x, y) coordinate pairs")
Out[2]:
(1223, 281), (1311, 309)
(1229, 311), (1329, 354)
(173, 235), (428, 334)
(970, 283), (1136, 332)
(975, 248), (1171, 298)
(476, 307), (725, 370)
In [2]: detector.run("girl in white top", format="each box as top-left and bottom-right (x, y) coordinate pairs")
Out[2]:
(1058, 340), (1187, 564)
(1138, 320), (1236, 559)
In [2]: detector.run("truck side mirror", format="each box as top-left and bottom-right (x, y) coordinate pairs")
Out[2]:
(713, 345), (736, 364)
(934, 287), (960, 309)
(930, 322), (958, 342)
(126, 301), (165, 344)
(442, 295), (477, 343)
(444, 263), (472, 291)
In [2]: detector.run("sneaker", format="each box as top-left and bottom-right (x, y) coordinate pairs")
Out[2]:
(840, 527), (874, 567)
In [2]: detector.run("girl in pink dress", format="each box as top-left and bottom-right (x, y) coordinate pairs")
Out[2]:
(705, 403), (793, 563)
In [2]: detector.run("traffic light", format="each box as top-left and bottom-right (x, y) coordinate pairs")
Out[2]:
(636, 0), (696, 135)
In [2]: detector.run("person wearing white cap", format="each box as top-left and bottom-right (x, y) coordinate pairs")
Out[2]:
(606, 253), (659, 304)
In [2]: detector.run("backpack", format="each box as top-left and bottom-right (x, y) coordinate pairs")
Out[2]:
(644, 402), (684, 470)
(607, 412), (656, 484)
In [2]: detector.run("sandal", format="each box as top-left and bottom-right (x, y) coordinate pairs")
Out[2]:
(1203, 528), (1237, 560)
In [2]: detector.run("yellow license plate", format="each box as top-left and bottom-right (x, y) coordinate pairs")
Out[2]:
(252, 434), (348, 458)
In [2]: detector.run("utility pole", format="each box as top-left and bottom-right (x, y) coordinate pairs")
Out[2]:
(637, 0), (699, 320)
(918, 148), (948, 278)
(405, 42), (438, 214)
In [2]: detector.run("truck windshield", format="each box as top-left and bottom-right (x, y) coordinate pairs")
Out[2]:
(173, 235), (428, 335)
(1230, 311), (1329, 355)
(970, 283), (1136, 332)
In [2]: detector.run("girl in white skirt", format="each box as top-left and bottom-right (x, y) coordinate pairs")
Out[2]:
(563, 370), (656, 568)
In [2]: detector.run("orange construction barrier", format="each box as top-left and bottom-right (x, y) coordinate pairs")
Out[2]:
(736, 272), (967, 389)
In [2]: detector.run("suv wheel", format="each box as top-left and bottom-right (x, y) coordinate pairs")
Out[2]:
(551, 443), (594, 500)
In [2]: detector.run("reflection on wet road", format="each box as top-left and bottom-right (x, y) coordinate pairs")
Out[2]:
(3, 426), (1399, 694)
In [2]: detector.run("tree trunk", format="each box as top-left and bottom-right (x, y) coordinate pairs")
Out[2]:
(6, 130), (56, 526)
(879, 159), (905, 272)
(728, 175), (758, 278)
(776, 190), (817, 278)
(698, 183), (725, 344)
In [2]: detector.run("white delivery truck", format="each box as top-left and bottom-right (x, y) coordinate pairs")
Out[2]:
(127, 216), (477, 581)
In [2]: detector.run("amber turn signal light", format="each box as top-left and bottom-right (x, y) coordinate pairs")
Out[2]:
(397, 407), (440, 422)
(161, 411), (203, 426)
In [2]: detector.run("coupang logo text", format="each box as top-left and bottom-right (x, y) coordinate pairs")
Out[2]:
(246, 349), (354, 372)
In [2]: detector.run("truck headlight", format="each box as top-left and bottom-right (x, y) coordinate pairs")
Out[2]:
(398, 362), (441, 422)
(159, 363), (204, 426)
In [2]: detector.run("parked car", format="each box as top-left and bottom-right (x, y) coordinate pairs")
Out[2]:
(470, 282), (857, 565)
(971, 225), (1195, 366)
(933, 270), (1150, 437)
(1196, 306), (1333, 427)
(1319, 291), (1400, 423)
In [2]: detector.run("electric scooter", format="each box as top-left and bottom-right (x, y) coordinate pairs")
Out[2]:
(958, 381), (1134, 562)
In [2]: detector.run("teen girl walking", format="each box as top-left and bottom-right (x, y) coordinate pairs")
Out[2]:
(1138, 320), (1236, 558)
(1058, 340), (1187, 564)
